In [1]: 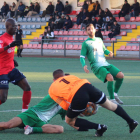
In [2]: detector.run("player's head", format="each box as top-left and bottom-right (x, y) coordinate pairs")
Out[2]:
(86, 24), (96, 38)
(5, 18), (17, 35)
(18, 24), (20, 30)
(53, 69), (64, 80)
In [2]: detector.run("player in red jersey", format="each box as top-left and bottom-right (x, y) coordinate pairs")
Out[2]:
(0, 18), (32, 112)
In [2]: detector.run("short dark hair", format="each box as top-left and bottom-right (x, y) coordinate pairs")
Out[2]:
(53, 69), (64, 80)
(18, 24), (20, 26)
(86, 23), (94, 30)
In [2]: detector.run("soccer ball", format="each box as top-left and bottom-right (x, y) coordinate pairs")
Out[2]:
(81, 102), (98, 116)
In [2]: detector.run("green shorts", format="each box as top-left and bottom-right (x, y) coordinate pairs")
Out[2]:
(17, 109), (46, 127)
(93, 64), (121, 83)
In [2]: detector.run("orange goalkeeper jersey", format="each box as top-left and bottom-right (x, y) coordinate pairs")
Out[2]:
(49, 75), (90, 110)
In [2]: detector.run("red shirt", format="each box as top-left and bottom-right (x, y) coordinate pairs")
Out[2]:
(0, 32), (15, 75)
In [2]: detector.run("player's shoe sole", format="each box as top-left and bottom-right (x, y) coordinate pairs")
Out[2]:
(24, 125), (33, 135)
(95, 125), (107, 137)
(114, 95), (123, 104)
(128, 121), (138, 133)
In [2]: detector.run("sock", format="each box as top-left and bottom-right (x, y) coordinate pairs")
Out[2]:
(0, 100), (2, 105)
(75, 118), (99, 130)
(114, 105), (134, 124)
(114, 78), (123, 93)
(78, 127), (88, 131)
(107, 81), (114, 99)
(33, 127), (43, 133)
(22, 91), (32, 109)
(17, 49), (19, 56)
(20, 49), (23, 54)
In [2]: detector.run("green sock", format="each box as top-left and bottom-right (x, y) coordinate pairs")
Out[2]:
(114, 78), (123, 93)
(33, 127), (43, 133)
(107, 81), (114, 99)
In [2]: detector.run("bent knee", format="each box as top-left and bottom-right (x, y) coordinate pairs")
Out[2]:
(106, 74), (114, 81)
(24, 85), (31, 91)
(0, 96), (7, 103)
(116, 72), (124, 79)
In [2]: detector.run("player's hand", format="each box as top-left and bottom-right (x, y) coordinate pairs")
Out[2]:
(8, 41), (20, 48)
(13, 59), (18, 67)
(108, 51), (113, 57)
(84, 65), (89, 73)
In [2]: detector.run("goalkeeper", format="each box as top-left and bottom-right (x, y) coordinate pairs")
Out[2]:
(80, 24), (124, 104)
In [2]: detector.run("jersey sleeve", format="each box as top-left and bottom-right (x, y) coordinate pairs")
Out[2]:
(0, 39), (5, 53)
(100, 38), (110, 55)
(80, 42), (87, 67)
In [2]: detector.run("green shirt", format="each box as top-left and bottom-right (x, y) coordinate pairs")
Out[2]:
(80, 37), (110, 73)
(30, 94), (66, 123)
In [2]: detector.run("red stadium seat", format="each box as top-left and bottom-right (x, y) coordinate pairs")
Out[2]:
(63, 37), (68, 40)
(115, 10), (120, 14)
(79, 37), (84, 42)
(68, 37), (73, 42)
(58, 31), (63, 35)
(125, 46), (131, 51)
(125, 24), (131, 29)
(136, 38), (140, 42)
(32, 44), (38, 49)
(120, 31), (126, 36)
(76, 10), (80, 15)
(72, 24), (78, 29)
(33, 37), (38, 42)
(52, 44), (57, 49)
(58, 44), (64, 49)
(121, 24), (126, 29)
(72, 17), (77, 22)
(136, 46), (139, 51)
(78, 31), (84, 35)
(115, 17), (119, 22)
(119, 17), (125, 22)
(68, 10), (76, 15)
(66, 44), (73, 50)
(83, 31), (88, 36)
(111, 10), (116, 15)
(78, 25), (81, 29)
(73, 37), (79, 42)
(78, 44), (82, 50)
(84, 37), (88, 40)
(129, 17), (136, 22)
(63, 31), (68, 35)
(131, 24), (136, 29)
(111, 38), (116, 42)
(47, 44), (52, 49)
(104, 31), (110, 36)
(136, 17), (140, 22)
(38, 36), (42, 42)
(104, 38), (110, 43)
(37, 44), (41, 49)
(54, 31), (58, 35)
(43, 44), (47, 49)
(73, 31), (79, 35)
(73, 45), (79, 50)
(117, 45), (125, 51)
(131, 45), (137, 51)
(130, 38), (136, 43)
(68, 31), (73, 35)
(23, 44), (28, 49)
(28, 44), (33, 49)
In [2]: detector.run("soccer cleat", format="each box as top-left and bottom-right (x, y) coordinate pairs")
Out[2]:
(114, 94), (123, 104)
(24, 125), (33, 135)
(110, 99), (119, 105)
(95, 125), (107, 137)
(128, 121), (138, 133)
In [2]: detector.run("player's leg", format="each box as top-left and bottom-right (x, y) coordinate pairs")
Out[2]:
(100, 98), (138, 133)
(66, 84), (107, 137)
(108, 65), (124, 104)
(17, 78), (32, 112)
(0, 117), (23, 131)
(19, 44), (23, 57)
(17, 45), (20, 57)
(0, 89), (8, 105)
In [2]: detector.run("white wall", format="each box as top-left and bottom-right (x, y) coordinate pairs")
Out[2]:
(0, 0), (110, 11)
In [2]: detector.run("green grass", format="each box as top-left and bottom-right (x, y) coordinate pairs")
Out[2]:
(0, 57), (140, 140)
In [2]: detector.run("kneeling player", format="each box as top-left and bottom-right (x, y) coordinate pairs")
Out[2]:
(0, 94), (65, 135)
(49, 69), (138, 137)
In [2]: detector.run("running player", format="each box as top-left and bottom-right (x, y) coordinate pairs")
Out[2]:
(80, 23), (124, 104)
(15, 24), (23, 57)
(0, 18), (32, 112)
(0, 94), (65, 135)
(49, 69), (138, 137)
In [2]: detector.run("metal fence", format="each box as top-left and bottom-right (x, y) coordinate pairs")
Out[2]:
(22, 39), (140, 59)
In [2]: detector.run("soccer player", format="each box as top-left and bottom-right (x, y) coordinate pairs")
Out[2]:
(0, 18), (32, 112)
(0, 94), (65, 135)
(15, 24), (24, 57)
(49, 69), (138, 137)
(80, 23), (124, 104)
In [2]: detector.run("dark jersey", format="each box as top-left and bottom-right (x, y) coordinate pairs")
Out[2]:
(15, 29), (22, 40)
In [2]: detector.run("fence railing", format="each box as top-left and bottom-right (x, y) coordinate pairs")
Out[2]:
(22, 39), (140, 59)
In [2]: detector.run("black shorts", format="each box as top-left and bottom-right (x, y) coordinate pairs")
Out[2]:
(17, 40), (23, 46)
(67, 83), (106, 118)
(0, 68), (26, 89)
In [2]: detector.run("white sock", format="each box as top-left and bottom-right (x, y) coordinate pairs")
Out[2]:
(114, 92), (118, 96)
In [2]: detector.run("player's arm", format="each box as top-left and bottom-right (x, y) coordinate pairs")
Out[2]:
(80, 42), (89, 73)
(101, 38), (113, 57)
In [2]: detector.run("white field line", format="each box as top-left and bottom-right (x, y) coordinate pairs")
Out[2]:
(1, 105), (140, 113)
(7, 96), (140, 99)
